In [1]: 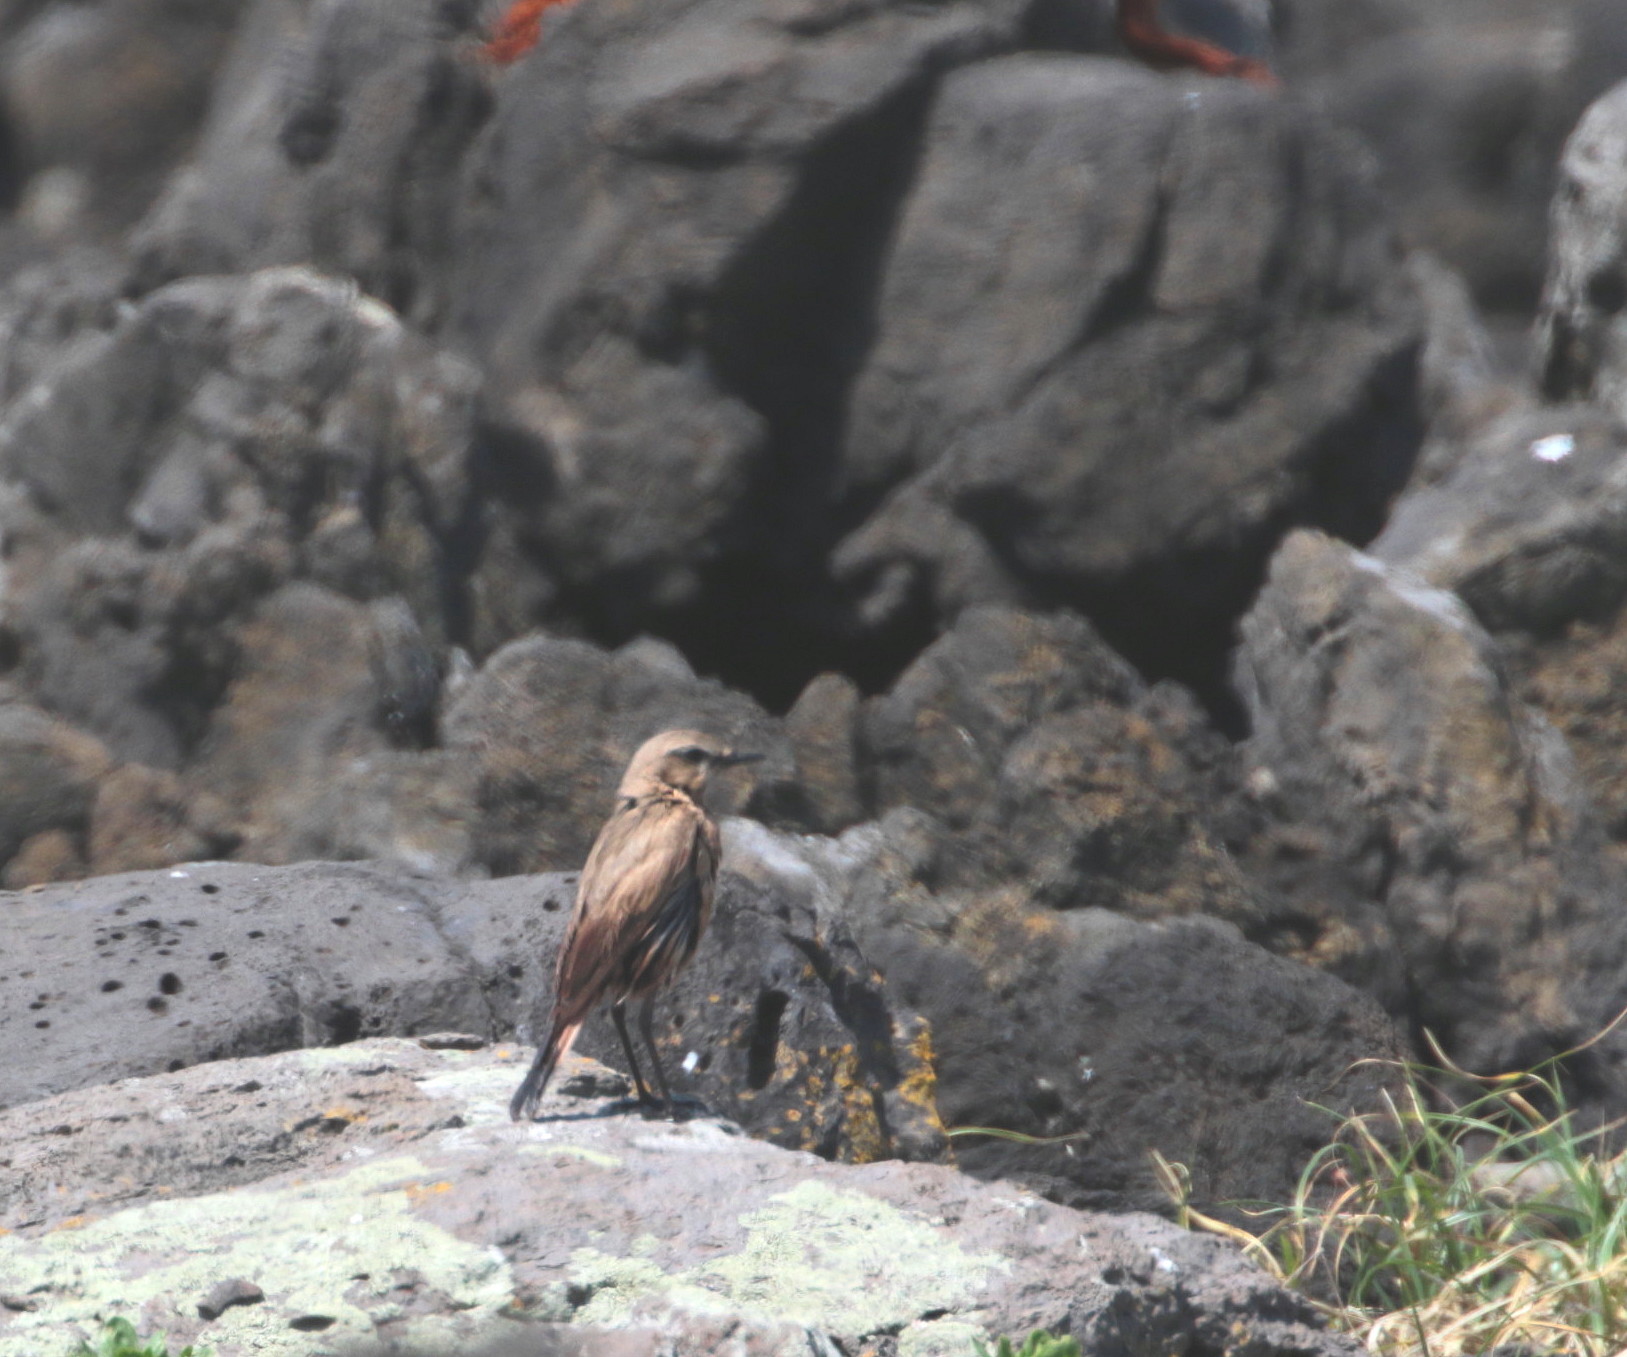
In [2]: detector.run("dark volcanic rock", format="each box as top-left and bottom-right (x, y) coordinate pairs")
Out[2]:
(133, 0), (1037, 653)
(440, 633), (802, 875)
(0, 0), (252, 239)
(1537, 77), (1627, 420)
(0, 861), (493, 1111)
(0, 1038), (1359, 1357)
(0, 856), (940, 1167)
(1233, 529), (1627, 1075)
(86, 763), (226, 877)
(1280, 0), (1627, 314)
(1372, 404), (1627, 635)
(861, 606), (1254, 923)
(835, 55), (1423, 686)
(129, 0), (493, 315)
(731, 811), (1401, 1215)
(0, 698), (111, 867)
(0, 266), (481, 778)
(187, 583), (441, 863)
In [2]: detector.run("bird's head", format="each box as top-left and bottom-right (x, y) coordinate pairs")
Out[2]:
(619, 728), (763, 798)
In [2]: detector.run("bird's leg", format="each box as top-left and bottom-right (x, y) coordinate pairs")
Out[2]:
(611, 1001), (657, 1105)
(637, 996), (677, 1112)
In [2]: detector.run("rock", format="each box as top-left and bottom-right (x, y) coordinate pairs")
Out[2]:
(0, 266), (484, 772)
(0, 1037), (1360, 1357)
(0, 250), (125, 404)
(132, 0), (1037, 646)
(0, 856), (940, 1166)
(862, 607), (1142, 835)
(1404, 251), (1512, 468)
(0, 861), (493, 1111)
(731, 812), (1401, 1214)
(858, 606), (1254, 923)
(129, 0), (493, 316)
(0, 0), (252, 238)
(1365, 397), (1627, 853)
(1281, 0), (1627, 314)
(992, 700), (1254, 920)
(196, 1278), (264, 1322)
(835, 55), (1422, 693)
(782, 673), (865, 835)
(186, 583), (440, 863)
(1509, 620), (1627, 843)
(439, 633), (801, 875)
(1, 827), (81, 888)
(0, 699), (110, 867)
(87, 765), (219, 876)
(1233, 530), (1627, 1074)
(1371, 404), (1627, 634)
(1536, 78), (1627, 419)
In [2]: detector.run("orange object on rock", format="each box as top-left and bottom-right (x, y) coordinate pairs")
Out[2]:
(482, 0), (574, 64)
(1116, 0), (1278, 86)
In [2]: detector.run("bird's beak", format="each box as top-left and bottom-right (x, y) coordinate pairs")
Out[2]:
(715, 750), (764, 767)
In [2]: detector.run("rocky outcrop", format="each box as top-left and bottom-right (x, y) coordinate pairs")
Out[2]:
(728, 813), (1402, 1215)
(0, 265), (481, 766)
(0, 857), (943, 1166)
(128, 0), (1040, 652)
(5, 0), (1627, 1305)
(834, 55), (1423, 691)
(1282, 0), (1627, 313)
(1372, 403), (1627, 635)
(1537, 77), (1627, 418)
(858, 606), (1252, 923)
(0, 1038), (1358, 1357)
(1232, 530), (1627, 1076)
(0, 0), (251, 242)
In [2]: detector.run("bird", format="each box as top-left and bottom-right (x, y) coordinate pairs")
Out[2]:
(482, 0), (1276, 83)
(509, 729), (761, 1121)
(1115, 0), (1278, 86)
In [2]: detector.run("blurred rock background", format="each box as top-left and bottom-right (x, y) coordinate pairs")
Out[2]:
(6, 0), (1627, 1221)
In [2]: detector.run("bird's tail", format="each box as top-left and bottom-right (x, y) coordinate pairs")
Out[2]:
(509, 1017), (582, 1122)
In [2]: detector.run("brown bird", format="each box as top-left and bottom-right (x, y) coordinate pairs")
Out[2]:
(509, 729), (761, 1121)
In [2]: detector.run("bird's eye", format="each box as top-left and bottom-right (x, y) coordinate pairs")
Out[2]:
(674, 746), (707, 762)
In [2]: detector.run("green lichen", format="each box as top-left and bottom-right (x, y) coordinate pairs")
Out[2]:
(567, 1178), (1005, 1341)
(518, 1143), (623, 1168)
(0, 1156), (514, 1357)
(413, 1060), (526, 1123)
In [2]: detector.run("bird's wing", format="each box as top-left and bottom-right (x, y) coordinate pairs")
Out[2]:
(551, 796), (714, 1020)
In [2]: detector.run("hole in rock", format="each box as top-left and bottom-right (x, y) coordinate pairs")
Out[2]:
(745, 990), (790, 1091)
(158, 973), (182, 996)
(529, 78), (940, 713)
(1587, 269), (1627, 317)
(100, 980), (122, 993)
(147, 998), (168, 1015)
(326, 1003), (364, 1045)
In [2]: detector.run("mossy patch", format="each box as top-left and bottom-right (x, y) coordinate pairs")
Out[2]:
(0, 1156), (514, 1357)
(568, 1178), (1005, 1341)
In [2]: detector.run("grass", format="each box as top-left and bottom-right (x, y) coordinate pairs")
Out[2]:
(1159, 1029), (1627, 1357)
(70, 1317), (207, 1357)
(972, 1331), (1081, 1357)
